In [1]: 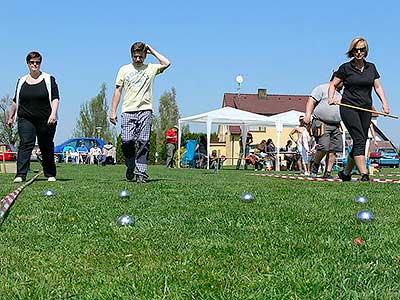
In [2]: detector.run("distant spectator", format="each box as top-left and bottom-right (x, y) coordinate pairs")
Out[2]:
(236, 131), (253, 170)
(283, 140), (295, 170)
(100, 141), (116, 165)
(290, 116), (311, 175)
(209, 150), (224, 169)
(194, 135), (207, 168)
(32, 146), (42, 163)
(209, 150), (218, 169)
(76, 142), (89, 164)
(265, 138), (276, 168)
(255, 140), (267, 157)
(165, 125), (178, 168)
(89, 144), (102, 164)
(62, 145), (76, 163)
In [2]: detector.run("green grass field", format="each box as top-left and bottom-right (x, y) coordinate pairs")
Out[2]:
(1, 164), (399, 299)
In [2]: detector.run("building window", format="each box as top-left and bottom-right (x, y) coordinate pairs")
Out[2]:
(249, 126), (267, 132)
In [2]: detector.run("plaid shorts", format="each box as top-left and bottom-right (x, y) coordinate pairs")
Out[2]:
(121, 110), (152, 142)
(121, 110), (152, 175)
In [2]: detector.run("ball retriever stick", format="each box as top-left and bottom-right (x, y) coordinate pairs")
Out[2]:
(0, 172), (43, 224)
(335, 102), (399, 119)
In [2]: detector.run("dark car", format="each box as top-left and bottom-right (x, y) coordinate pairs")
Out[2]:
(54, 138), (106, 163)
(0, 143), (17, 161)
(369, 147), (399, 167)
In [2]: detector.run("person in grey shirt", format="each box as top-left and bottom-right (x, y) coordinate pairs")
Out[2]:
(304, 73), (344, 178)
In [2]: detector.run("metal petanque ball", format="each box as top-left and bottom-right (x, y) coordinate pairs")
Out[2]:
(118, 190), (131, 200)
(355, 195), (368, 204)
(44, 189), (56, 197)
(241, 192), (255, 202)
(357, 210), (375, 223)
(117, 214), (135, 226)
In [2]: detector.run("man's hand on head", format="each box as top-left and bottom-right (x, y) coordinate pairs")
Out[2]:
(145, 44), (152, 55)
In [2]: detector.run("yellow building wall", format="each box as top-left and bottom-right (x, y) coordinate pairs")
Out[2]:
(212, 125), (296, 166)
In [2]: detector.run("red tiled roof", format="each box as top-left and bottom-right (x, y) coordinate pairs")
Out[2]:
(223, 93), (308, 116)
(224, 92), (309, 134)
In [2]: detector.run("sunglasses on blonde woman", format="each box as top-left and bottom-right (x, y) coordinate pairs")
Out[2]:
(353, 47), (366, 53)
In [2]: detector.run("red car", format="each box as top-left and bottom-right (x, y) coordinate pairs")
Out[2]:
(0, 144), (17, 161)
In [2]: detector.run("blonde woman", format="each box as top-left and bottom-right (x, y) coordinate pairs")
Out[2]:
(328, 37), (390, 182)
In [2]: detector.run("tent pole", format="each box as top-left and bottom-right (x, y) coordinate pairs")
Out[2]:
(178, 121), (182, 168)
(206, 120), (212, 170)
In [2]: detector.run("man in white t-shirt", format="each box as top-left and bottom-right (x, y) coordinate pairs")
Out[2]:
(110, 42), (171, 183)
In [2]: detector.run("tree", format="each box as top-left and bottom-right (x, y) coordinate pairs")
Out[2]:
(156, 87), (180, 161)
(0, 95), (18, 145)
(158, 87), (180, 136)
(73, 83), (115, 142)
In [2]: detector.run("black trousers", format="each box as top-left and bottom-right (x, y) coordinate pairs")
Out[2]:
(236, 146), (250, 170)
(17, 117), (57, 178)
(340, 105), (371, 157)
(166, 143), (177, 167)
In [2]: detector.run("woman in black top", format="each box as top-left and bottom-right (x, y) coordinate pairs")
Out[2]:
(328, 37), (390, 181)
(8, 51), (60, 182)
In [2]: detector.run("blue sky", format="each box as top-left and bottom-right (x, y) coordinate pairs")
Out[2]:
(1, 0), (399, 145)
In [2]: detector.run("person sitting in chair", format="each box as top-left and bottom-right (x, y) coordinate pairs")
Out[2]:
(100, 141), (116, 165)
(209, 150), (225, 170)
(255, 140), (267, 158)
(283, 140), (295, 170)
(194, 135), (207, 168)
(266, 138), (276, 168)
(89, 144), (102, 164)
(62, 145), (76, 163)
(76, 142), (89, 164)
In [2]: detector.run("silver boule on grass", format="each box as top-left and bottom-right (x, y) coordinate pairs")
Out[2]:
(357, 210), (375, 223)
(117, 214), (135, 226)
(241, 192), (255, 202)
(44, 190), (56, 197)
(355, 195), (368, 204)
(118, 190), (131, 200)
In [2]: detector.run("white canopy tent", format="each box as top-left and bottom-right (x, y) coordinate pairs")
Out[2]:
(266, 110), (305, 126)
(264, 110), (305, 171)
(178, 107), (275, 169)
(266, 110), (346, 163)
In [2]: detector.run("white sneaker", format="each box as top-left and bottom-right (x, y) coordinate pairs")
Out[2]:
(48, 177), (57, 182)
(304, 171), (310, 176)
(13, 177), (24, 183)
